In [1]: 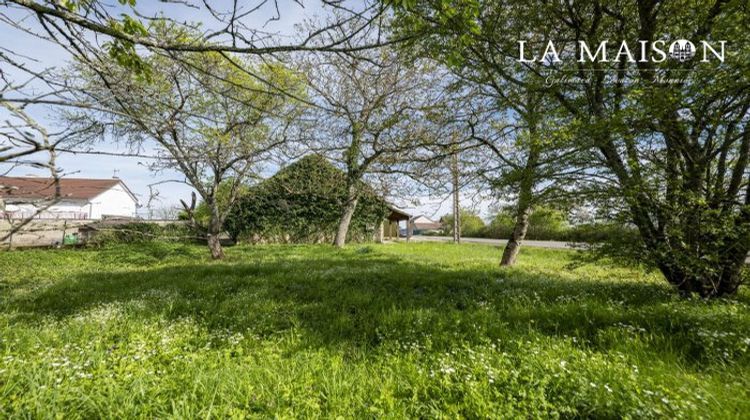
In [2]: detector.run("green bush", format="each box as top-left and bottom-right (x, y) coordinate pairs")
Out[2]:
(226, 155), (388, 244)
(481, 206), (568, 240)
(565, 222), (638, 244)
(479, 207), (636, 243)
(440, 210), (486, 237)
(184, 180), (250, 228)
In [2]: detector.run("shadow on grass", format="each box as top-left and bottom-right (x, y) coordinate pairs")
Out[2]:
(9, 245), (750, 366)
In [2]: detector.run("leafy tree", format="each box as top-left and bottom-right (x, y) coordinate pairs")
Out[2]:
(66, 41), (301, 258)
(391, 1), (589, 266)
(441, 209), (485, 237)
(529, 208), (568, 234)
(295, 17), (441, 247)
(414, 98), (496, 245)
(481, 95), (582, 265)
(393, 0), (750, 297)
(7, 0), (398, 57)
(190, 180), (250, 228)
(1, 0), (416, 239)
(485, 206), (569, 241)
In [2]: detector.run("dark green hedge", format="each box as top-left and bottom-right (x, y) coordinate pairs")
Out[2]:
(476, 222), (636, 243)
(473, 207), (635, 243)
(226, 155), (388, 244)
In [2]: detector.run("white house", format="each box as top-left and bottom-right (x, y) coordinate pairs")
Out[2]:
(409, 215), (442, 234)
(0, 177), (138, 220)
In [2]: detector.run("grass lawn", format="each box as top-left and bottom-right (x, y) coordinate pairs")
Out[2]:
(1, 242), (749, 418)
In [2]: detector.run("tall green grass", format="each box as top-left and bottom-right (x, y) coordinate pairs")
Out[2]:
(1, 242), (748, 418)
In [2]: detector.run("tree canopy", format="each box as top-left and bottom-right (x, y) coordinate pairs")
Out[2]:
(392, 0), (750, 296)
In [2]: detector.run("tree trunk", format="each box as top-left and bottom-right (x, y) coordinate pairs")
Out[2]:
(500, 201), (532, 266)
(375, 221), (384, 243)
(500, 121), (538, 266)
(658, 247), (746, 298)
(500, 118), (540, 266)
(334, 183), (359, 248)
(207, 203), (224, 260)
(451, 151), (461, 244)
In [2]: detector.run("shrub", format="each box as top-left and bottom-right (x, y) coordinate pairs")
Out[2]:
(440, 210), (486, 237)
(185, 180), (250, 228)
(88, 222), (197, 246)
(479, 207), (637, 243)
(226, 155), (388, 244)
(565, 223), (638, 244)
(481, 206), (568, 241)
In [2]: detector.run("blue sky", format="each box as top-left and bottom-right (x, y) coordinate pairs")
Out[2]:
(1, 1), (493, 221)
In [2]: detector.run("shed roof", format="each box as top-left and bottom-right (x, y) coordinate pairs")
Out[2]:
(386, 205), (411, 221)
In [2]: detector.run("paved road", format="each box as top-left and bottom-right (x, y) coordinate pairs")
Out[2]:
(409, 235), (574, 249)
(411, 235), (750, 263)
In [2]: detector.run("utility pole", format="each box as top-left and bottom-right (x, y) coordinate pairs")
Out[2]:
(451, 143), (461, 244)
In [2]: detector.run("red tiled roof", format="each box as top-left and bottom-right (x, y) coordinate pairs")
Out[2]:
(0, 177), (124, 200)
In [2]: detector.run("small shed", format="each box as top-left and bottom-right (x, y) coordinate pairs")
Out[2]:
(377, 206), (412, 242)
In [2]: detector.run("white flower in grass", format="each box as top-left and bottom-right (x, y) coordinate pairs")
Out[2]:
(440, 365), (456, 375)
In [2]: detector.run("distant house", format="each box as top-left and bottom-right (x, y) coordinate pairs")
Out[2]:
(0, 177), (138, 220)
(409, 214), (441, 234)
